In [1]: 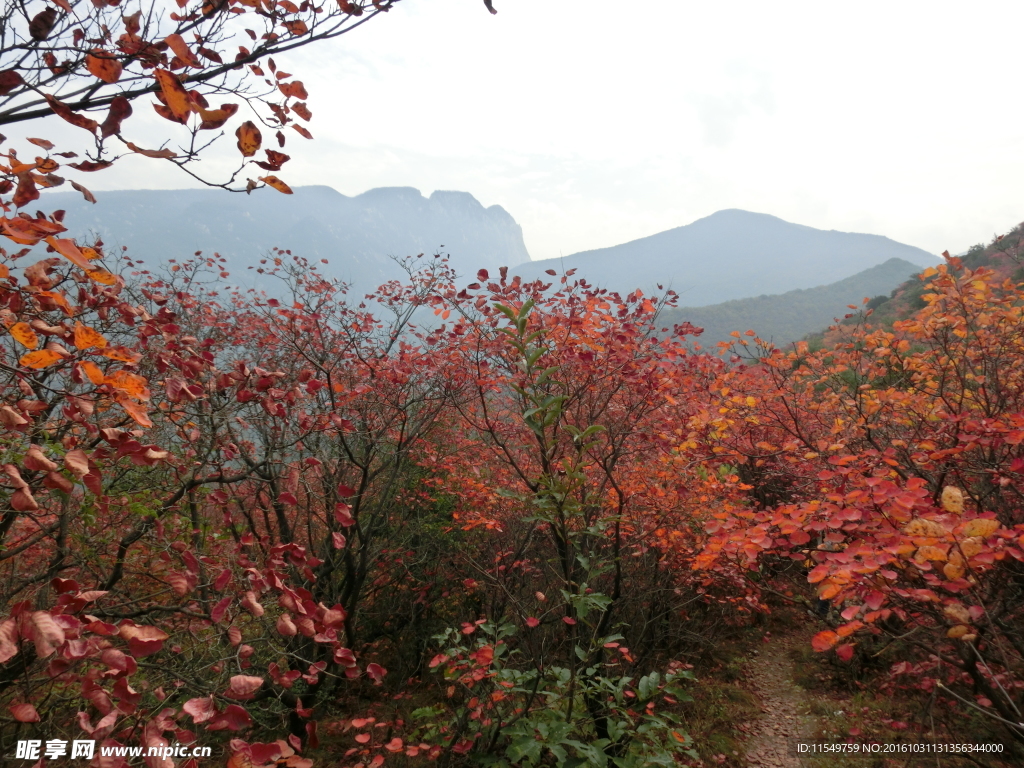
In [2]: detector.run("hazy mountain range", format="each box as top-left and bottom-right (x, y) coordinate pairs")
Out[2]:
(514, 209), (937, 306)
(43, 185), (529, 288)
(43, 185), (938, 341)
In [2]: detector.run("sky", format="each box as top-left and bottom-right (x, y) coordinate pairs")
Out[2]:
(24, 0), (1024, 262)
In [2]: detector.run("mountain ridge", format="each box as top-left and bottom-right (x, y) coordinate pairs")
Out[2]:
(513, 209), (938, 306)
(42, 184), (530, 288)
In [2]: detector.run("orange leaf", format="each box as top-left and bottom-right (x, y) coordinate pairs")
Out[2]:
(279, 81), (308, 100)
(0, 264), (8, 278)
(36, 291), (72, 315)
(196, 103), (239, 131)
(105, 370), (150, 401)
(811, 629), (839, 652)
(80, 361), (106, 385)
(9, 322), (39, 349)
(86, 49), (122, 83)
(153, 69), (192, 122)
(74, 322), (107, 350)
(126, 142), (177, 159)
(20, 349), (61, 369)
(260, 176), (293, 194)
(236, 121), (262, 157)
(116, 395), (153, 427)
(164, 34), (201, 67)
(101, 346), (141, 364)
(86, 268), (117, 285)
(44, 237), (92, 270)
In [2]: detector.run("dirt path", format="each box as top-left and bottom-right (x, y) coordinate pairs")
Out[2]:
(738, 630), (819, 768)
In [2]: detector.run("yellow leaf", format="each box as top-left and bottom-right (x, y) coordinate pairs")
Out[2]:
(943, 603), (971, 624)
(940, 486), (964, 514)
(260, 175), (293, 194)
(903, 518), (947, 537)
(961, 518), (999, 539)
(74, 323), (107, 350)
(947, 624), (969, 638)
(943, 562), (965, 580)
(914, 545), (948, 563)
(960, 537), (984, 557)
(9, 322), (39, 349)
(20, 349), (62, 369)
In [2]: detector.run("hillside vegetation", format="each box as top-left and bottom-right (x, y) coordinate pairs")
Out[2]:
(802, 221), (1024, 347)
(658, 257), (920, 350)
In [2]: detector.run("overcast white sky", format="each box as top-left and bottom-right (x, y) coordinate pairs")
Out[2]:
(32, 0), (1024, 261)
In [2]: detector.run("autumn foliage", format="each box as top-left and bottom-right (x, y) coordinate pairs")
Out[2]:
(3, 3), (1024, 762)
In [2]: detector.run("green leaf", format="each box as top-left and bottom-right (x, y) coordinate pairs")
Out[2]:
(506, 736), (542, 764)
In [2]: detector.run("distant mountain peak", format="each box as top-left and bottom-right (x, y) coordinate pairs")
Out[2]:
(512, 209), (937, 306)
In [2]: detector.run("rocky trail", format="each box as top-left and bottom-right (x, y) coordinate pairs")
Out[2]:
(737, 628), (829, 768)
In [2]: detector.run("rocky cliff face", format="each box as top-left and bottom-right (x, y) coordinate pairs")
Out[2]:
(44, 185), (530, 289)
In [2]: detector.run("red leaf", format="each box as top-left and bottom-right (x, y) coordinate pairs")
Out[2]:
(0, 69), (24, 96)
(24, 444), (57, 472)
(206, 704), (252, 731)
(276, 614), (297, 636)
(211, 596), (232, 623)
(71, 180), (97, 203)
(226, 675), (264, 700)
(9, 702), (40, 722)
(46, 95), (99, 133)
(334, 502), (355, 527)
(183, 696), (216, 724)
(64, 449), (90, 478)
(101, 96), (133, 138)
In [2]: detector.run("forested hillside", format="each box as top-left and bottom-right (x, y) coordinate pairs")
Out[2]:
(659, 257), (920, 350)
(803, 222), (1024, 347)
